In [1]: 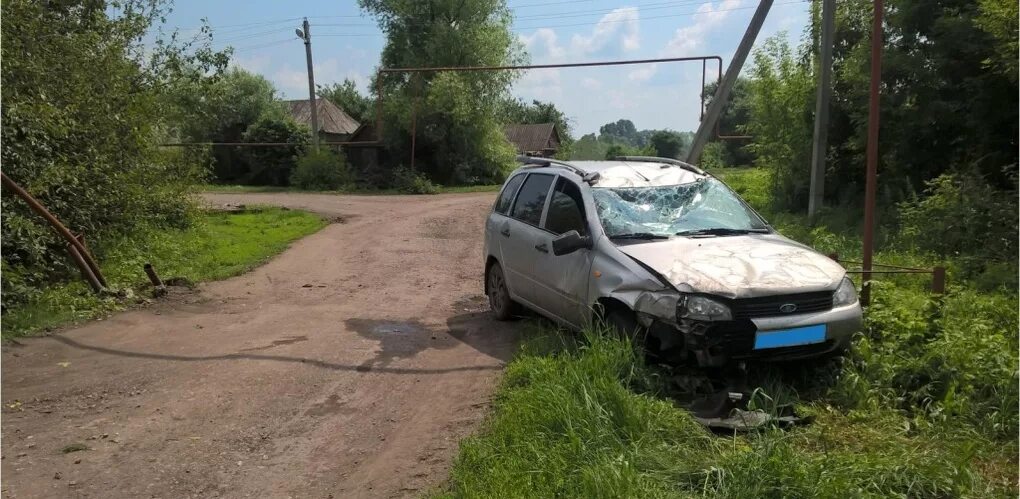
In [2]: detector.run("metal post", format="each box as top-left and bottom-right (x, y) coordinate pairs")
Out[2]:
(144, 263), (167, 297)
(299, 18), (320, 151)
(860, 0), (883, 306)
(931, 266), (946, 295)
(410, 74), (420, 171)
(687, 0), (774, 165)
(808, 0), (835, 218)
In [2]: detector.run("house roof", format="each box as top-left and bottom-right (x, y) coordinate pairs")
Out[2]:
(504, 123), (559, 152)
(283, 98), (360, 135)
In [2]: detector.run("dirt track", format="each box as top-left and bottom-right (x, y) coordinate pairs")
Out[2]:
(1, 192), (518, 498)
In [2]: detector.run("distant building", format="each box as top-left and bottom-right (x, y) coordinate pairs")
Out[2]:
(283, 98), (360, 145)
(504, 123), (561, 157)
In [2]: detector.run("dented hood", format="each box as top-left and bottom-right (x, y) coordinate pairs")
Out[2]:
(617, 234), (845, 299)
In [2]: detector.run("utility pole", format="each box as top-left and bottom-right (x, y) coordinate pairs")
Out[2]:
(808, 0), (835, 218)
(687, 0), (774, 165)
(296, 18), (320, 151)
(860, 0), (883, 305)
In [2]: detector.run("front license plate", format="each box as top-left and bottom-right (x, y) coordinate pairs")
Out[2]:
(753, 324), (827, 350)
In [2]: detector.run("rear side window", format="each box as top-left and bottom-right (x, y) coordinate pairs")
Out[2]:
(510, 173), (554, 226)
(494, 174), (526, 214)
(545, 177), (588, 235)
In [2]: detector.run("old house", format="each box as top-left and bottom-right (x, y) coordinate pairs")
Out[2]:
(503, 123), (561, 157)
(283, 98), (360, 145)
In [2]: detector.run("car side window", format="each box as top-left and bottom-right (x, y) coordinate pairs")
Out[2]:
(510, 173), (554, 226)
(493, 174), (526, 215)
(544, 177), (588, 235)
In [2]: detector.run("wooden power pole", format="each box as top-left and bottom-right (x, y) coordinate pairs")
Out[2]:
(297, 18), (320, 151)
(687, 0), (774, 165)
(808, 0), (836, 218)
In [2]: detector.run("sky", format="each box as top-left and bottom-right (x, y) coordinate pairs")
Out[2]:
(159, 0), (811, 136)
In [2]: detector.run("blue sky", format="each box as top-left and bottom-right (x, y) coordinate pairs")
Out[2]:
(161, 0), (810, 135)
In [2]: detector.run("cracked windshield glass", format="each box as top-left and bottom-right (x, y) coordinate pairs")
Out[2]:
(592, 178), (768, 238)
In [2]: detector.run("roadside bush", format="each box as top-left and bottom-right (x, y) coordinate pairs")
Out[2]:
(897, 172), (1018, 284)
(289, 149), (352, 190)
(241, 115), (309, 186)
(393, 167), (438, 194)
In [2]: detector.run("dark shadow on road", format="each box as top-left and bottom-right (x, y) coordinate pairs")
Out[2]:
(45, 334), (503, 375)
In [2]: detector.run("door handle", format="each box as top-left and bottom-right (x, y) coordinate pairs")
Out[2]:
(534, 243), (549, 253)
(500, 227), (510, 237)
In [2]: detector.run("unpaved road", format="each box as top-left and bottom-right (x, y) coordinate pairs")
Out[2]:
(2, 192), (519, 498)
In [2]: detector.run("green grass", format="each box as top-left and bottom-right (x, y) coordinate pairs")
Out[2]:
(2, 207), (326, 338)
(199, 183), (501, 195)
(439, 167), (1018, 498)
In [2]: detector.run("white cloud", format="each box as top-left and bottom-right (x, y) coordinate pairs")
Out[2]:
(272, 58), (369, 97)
(627, 65), (658, 82)
(519, 28), (565, 60)
(581, 77), (602, 90)
(516, 68), (563, 101)
(663, 0), (743, 58)
(569, 7), (640, 55)
(231, 54), (271, 74)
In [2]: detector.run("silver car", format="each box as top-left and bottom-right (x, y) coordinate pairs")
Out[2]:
(483, 156), (862, 367)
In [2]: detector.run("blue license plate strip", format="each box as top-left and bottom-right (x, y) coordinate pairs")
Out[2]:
(753, 324), (827, 350)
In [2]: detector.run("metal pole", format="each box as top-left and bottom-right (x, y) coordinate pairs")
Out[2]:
(687, 0), (774, 165)
(860, 0), (883, 306)
(410, 74), (420, 171)
(808, 0), (835, 218)
(300, 18), (320, 151)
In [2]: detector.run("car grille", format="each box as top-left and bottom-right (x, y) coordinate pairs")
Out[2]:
(730, 291), (834, 319)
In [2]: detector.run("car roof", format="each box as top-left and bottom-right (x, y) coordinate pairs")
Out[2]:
(514, 159), (707, 188)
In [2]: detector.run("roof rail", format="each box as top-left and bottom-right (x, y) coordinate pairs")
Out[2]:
(515, 155), (601, 183)
(611, 155), (705, 175)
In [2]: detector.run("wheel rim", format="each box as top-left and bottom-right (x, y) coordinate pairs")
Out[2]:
(489, 269), (505, 313)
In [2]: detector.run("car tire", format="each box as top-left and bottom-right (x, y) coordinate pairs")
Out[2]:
(487, 263), (516, 321)
(606, 309), (644, 343)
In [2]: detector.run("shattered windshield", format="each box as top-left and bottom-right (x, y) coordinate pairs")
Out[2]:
(592, 178), (768, 238)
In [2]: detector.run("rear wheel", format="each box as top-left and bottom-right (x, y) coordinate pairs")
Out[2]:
(487, 264), (516, 321)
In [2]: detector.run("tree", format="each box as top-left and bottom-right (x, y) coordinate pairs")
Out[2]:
(501, 98), (574, 158)
(598, 119), (641, 146)
(241, 116), (309, 186)
(1, 0), (228, 309)
(171, 68), (281, 182)
(703, 78), (755, 166)
(648, 130), (687, 159)
(318, 78), (374, 124)
(360, 0), (524, 185)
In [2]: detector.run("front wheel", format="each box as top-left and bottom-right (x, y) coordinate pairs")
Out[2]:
(487, 264), (516, 321)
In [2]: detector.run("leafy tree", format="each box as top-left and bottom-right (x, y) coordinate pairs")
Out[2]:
(703, 78), (755, 166)
(571, 133), (607, 160)
(598, 119), (641, 147)
(648, 130), (687, 159)
(171, 68), (281, 182)
(360, 0), (523, 185)
(501, 98), (574, 158)
(241, 116), (309, 186)
(1, 0), (227, 309)
(318, 78), (374, 124)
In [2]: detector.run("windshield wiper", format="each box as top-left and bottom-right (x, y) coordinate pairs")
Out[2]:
(675, 227), (769, 237)
(609, 232), (671, 240)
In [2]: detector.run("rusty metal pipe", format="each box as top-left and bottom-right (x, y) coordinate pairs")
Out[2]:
(1, 172), (108, 290)
(67, 245), (104, 293)
(860, 0), (884, 306)
(144, 263), (167, 297)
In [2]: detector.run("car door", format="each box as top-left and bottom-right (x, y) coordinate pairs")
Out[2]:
(530, 176), (595, 328)
(498, 172), (556, 310)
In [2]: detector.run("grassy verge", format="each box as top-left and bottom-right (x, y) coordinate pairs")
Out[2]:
(439, 167), (1018, 497)
(2, 207), (326, 338)
(199, 183), (502, 195)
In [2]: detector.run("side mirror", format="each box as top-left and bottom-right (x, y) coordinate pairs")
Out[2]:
(552, 230), (592, 256)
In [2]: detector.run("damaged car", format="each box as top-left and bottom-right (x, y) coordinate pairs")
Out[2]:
(483, 156), (862, 367)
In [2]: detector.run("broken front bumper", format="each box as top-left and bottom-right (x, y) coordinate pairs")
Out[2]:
(660, 302), (862, 367)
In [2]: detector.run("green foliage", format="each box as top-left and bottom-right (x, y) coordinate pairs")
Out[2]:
(361, 0), (521, 185)
(3, 208), (325, 337)
(290, 149), (353, 190)
(703, 78), (755, 166)
(0, 0), (225, 311)
(241, 115), (309, 185)
(648, 130), (687, 159)
(604, 143), (654, 160)
(897, 172), (1018, 285)
(392, 167), (439, 194)
(745, 35), (815, 211)
(318, 78), (375, 123)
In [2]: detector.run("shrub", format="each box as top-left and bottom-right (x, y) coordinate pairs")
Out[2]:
(392, 167), (438, 194)
(289, 149), (352, 190)
(241, 115), (309, 186)
(897, 172), (1018, 282)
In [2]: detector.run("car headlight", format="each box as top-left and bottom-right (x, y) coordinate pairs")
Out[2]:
(833, 276), (858, 306)
(677, 294), (732, 321)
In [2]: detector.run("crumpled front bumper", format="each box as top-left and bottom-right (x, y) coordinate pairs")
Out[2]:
(664, 302), (862, 367)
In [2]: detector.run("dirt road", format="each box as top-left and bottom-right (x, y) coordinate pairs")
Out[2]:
(1, 192), (519, 498)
